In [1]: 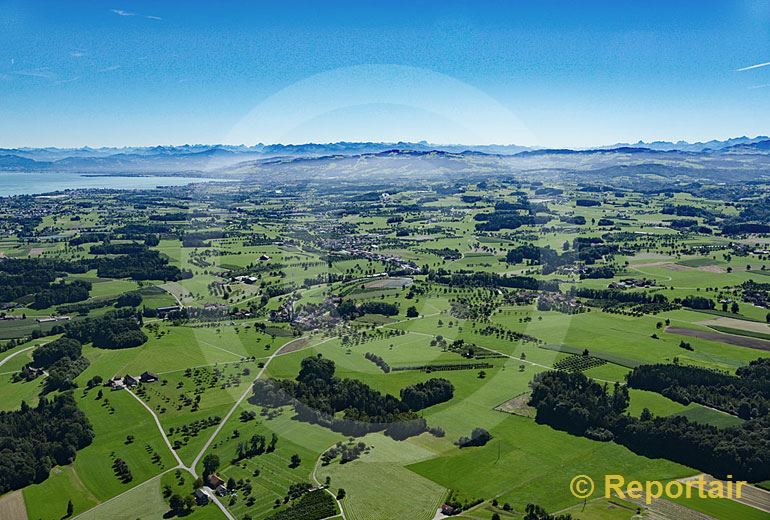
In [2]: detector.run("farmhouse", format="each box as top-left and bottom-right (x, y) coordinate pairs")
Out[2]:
(140, 371), (159, 383)
(441, 504), (456, 515)
(156, 305), (182, 317)
(208, 474), (225, 488)
(27, 367), (44, 377)
(35, 315), (71, 323)
(123, 374), (139, 387)
(215, 484), (228, 496)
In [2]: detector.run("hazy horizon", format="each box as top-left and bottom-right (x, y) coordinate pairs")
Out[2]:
(3, 134), (770, 151)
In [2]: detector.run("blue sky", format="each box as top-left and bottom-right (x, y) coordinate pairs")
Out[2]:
(1, 0), (770, 148)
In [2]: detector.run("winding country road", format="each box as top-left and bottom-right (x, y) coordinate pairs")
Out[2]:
(0, 344), (39, 369)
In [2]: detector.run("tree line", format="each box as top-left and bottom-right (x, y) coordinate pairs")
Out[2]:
(529, 370), (770, 481)
(251, 355), (452, 439)
(64, 310), (148, 349)
(627, 360), (770, 419)
(429, 269), (559, 292)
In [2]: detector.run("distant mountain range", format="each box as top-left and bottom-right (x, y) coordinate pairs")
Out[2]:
(1, 137), (769, 174)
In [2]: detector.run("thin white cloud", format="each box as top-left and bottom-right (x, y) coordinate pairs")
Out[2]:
(737, 61), (770, 72)
(70, 50), (85, 58)
(55, 76), (80, 85)
(13, 68), (56, 80)
(111, 8), (161, 20)
(748, 83), (770, 90)
(99, 65), (121, 72)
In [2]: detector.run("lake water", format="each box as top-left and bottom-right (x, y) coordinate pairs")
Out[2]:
(0, 171), (229, 197)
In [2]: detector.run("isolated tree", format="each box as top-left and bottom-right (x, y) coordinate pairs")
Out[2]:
(203, 454), (220, 476)
(289, 454), (301, 468)
(406, 306), (418, 318)
(731, 302), (740, 314)
(66, 500), (74, 517)
(337, 488), (346, 499)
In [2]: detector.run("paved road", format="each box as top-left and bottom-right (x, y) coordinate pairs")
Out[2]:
(311, 446), (347, 520)
(187, 335), (306, 473)
(0, 344), (39, 369)
(126, 389), (187, 469)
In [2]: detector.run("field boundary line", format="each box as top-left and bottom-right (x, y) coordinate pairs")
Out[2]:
(70, 469), (172, 520)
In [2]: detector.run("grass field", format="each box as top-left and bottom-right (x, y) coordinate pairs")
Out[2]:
(324, 461), (446, 520)
(76, 473), (172, 520)
(676, 258), (723, 268)
(0, 318), (61, 339)
(670, 406), (744, 428)
(315, 434), (446, 520)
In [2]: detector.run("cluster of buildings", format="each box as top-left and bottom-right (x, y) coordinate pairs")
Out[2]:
(607, 278), (656, 290)
(194, 473), (232, 505)
(107, 371), (159, 390)
(536, 293), (583, 314)
(292, 298), (342, 331)
(342, 248), (420, 274)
